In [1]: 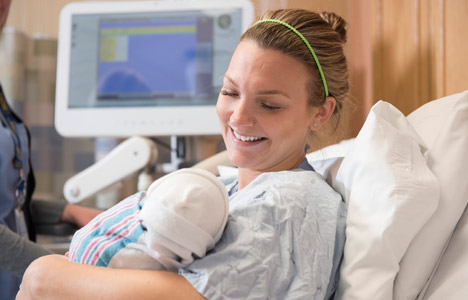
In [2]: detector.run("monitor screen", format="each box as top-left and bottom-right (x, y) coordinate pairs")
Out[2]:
(55, 0), (253, 137)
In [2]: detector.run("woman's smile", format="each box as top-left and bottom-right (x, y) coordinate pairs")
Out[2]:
(230, 127), (266, 143)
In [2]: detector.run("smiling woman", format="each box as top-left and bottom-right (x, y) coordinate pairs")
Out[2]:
(18, 8), (350, 300)
(217, 40), (329, 189)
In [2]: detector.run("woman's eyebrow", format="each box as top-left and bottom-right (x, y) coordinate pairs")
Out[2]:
(257, 90), (291, 98)
(224, 75), (290, 98)
(223, 75), (238, 87)
(224, 75), (291, 99)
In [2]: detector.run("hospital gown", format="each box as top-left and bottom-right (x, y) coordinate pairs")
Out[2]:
(180, 169), (346, 300)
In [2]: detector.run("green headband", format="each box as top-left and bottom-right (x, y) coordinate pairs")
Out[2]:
(251, 19), (329, 97)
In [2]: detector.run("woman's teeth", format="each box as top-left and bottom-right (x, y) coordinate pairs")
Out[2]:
(233, 130), (264, 142)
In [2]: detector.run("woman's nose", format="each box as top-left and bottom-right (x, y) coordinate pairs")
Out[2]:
(229, 99), (255, 127)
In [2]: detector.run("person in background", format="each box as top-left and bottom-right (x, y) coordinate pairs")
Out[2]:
(0, 1), (101, 299)
(18, 8), (349, 300)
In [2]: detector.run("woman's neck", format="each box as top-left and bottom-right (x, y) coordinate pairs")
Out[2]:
(237, 155), (306, 190)
(237, 168), (262, 190)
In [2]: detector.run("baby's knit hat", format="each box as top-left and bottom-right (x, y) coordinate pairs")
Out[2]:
(139, 168), (229, 258)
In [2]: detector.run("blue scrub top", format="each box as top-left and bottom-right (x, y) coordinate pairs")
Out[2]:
(0, 86), (32, 300)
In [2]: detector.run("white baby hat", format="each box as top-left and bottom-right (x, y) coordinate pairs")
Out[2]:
(139, 168), (229, 259)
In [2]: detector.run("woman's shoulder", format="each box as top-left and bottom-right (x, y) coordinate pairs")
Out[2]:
(231, 169), (342, 212)
(256, 169), (340, 200)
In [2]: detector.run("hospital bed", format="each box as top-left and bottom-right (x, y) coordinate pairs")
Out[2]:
(194, 90), (468, 300)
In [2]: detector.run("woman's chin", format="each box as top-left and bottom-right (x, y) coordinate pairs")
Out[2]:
(228, 153), (257, 170)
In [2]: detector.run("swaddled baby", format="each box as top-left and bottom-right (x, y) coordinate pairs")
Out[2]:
(68, 168), (229, 271)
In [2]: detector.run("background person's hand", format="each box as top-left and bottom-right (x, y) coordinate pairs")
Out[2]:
(60, 204), (102, 228)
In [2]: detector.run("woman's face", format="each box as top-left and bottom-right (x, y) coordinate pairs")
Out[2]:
(217, 39), (318, 174)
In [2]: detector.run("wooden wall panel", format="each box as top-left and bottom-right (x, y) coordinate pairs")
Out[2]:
(373, 0), (428, 115)
(250, 0), (349, 19)
(347, 0), (374, 137)
(287, 0), (348, 19)
(444, 0), (468, 95)
(370, 0), (468, 114)
(421, 0), (443, 100)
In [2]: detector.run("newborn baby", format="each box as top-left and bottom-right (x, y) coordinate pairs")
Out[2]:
(68, 168), (229, 271)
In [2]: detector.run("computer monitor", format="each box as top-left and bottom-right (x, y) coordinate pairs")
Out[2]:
(55, 0), (254, 137)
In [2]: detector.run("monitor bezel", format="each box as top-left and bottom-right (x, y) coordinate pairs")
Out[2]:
(55, 0), (254, 137)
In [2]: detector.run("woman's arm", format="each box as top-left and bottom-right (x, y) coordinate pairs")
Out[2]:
(17, 255), (206, 300)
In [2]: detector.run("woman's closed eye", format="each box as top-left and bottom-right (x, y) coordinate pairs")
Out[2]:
(261, 103), (282, 111)
(221, 89), (238, 97)
(220, 88), (283, 111)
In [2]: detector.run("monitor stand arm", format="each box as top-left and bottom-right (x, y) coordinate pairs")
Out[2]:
(63, 136), (158, 204)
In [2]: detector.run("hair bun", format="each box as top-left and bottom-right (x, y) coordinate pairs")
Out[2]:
(319, 12), (348, 43)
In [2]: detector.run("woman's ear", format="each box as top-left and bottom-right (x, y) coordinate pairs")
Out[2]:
(309, 96), (336, 130)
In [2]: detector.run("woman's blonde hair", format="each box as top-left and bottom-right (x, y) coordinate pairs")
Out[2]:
(241, 9), (349, 117)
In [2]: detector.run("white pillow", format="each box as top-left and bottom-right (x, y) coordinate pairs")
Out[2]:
(307, 138), (354, 183)
(333, 101), (440, 300)
(422, 206), (468, 299)
(394, 90), (468, 299)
